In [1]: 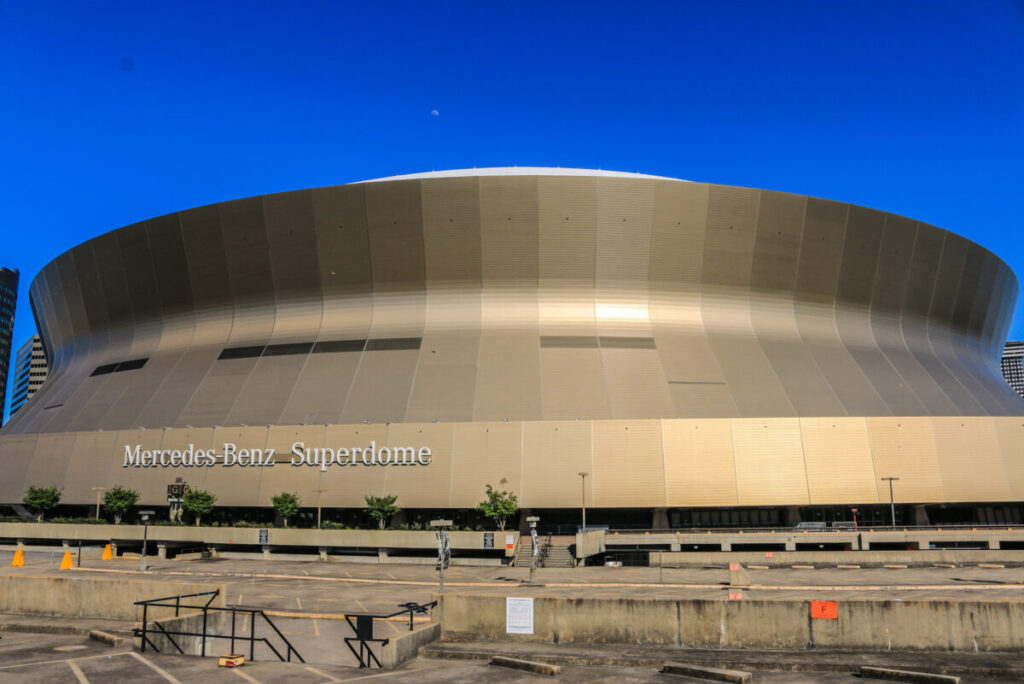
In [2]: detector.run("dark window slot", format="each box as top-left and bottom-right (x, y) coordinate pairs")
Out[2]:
(313, 339), (367, 353)
(263, 342), (313, 356)
(599, 336), (656, 349)
(540, 336), (599, 348)
(90, 363), (118, 376)
(115, 358), (148, 371)
(218, 346), (265, 360)
(365, 337), (421, 351)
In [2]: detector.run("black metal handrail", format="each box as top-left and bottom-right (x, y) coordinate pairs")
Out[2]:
(133, 590), (304, 663)
(342, 601), (437, 668)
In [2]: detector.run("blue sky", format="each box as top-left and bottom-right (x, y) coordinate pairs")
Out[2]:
(2, 1), (1023, 415)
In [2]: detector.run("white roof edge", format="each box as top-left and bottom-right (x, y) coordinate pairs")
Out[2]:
(356, 167), (689, 183)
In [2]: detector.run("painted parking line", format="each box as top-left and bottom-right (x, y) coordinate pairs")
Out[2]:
(0, 649), (133, 671)
(66, 660), (89, 684)
(231, 666), (261, 683)
(305, 665), (340, 682)
(128, 651), (183, 683)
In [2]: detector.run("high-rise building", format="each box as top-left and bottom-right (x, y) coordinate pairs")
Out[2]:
(0, 267), (18, 422)
(10, 335), (47, 415)
(1001, 341), (1024, 399)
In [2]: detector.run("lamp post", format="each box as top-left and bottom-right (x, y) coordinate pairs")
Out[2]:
(577, 472), (588, 532)
(880, 477), (900, 528)
(527, 516), (540, 585)
(138, 510), (155, 572)
(92, 486), (106, 520)
(313, 488), (326, 529)
(431, 519), (452, 593)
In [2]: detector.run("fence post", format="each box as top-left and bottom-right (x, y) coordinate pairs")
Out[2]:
(201, 605), (208, 657)
(230, 606), (237, 655)
(250, 610), (256, 661)
(141, 603), (148, 652)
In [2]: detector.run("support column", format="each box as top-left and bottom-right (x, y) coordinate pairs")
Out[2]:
(261, 545), (271, 559)
(157, 544), (167, 559)
(652, 508), (669, 530)
(784, 540), (796, 551)
(912, 505), (929, 526)
(319, 547), (329, 562)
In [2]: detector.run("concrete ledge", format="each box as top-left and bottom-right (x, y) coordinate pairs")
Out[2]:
(490, 655), (561, 676)
(88, 629), (126, 647)
(662, 662), (751, 682)
(860, 666), (960, 683)
(381, 622), (441, 669)
(0, 575), (224, 620)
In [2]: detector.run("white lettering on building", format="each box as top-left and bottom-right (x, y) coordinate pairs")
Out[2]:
(123, 441), (432, 469)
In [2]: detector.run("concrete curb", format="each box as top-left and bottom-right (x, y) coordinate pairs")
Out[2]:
(422, 645), (1023, 678)
(860, 666), (960, 683)
(88, 630), (127, 647)
(490, 655), (561, 676)
(661, 662), (751, 682)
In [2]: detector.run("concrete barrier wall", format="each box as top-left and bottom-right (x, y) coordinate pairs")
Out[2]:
(650, 549), (1024, 567)
(438, 594), (1024, 652)
(0, 522), (514, 552)
(0, 575), (225, 621)
(141, 611), (231, 655)
(382, 622), (441, 669)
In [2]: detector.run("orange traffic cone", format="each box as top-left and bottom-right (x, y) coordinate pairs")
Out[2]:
(11, 548), (24, 567)
(101, 544), (112, 560)
(59, 550), (73, 570)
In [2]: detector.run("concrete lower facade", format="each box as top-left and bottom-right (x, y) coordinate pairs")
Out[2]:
(437, 593), (1024, 652)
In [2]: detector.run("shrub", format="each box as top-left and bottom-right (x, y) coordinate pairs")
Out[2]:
(102, 486), (140, 524)
(364, 494), (400, 529)
(23, 486), (61, 522)
(271, 492), (301, 527)
(182, 489), (216, 526)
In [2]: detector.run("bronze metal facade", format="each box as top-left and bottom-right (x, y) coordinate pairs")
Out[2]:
(1, 169), (1022, 509)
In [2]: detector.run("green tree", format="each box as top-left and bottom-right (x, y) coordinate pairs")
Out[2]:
(271, 492), (301, 527)
(475, 481), (519, 531)
(182, 489), (217, 526)
(102, 485), (139, 524)
(364, 494), (400, 529)
(23, 485), (61, 522)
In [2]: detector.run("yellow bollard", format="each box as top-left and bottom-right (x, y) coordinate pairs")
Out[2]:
(11, 548), (24, 567)
(101, 544), (113, 560)
(60, 550), (73, 570)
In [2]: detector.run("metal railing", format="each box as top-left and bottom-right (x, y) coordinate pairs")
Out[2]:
(133, 590), (304, 663)
(606, 524), (1024, 535)
(343, 601), (437, 668)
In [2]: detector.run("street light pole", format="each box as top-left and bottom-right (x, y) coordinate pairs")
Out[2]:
(881, 477), (900, 528)
(527, 516), (540, 585)
(313, 488), (326, 529)
(578, 472), (588, 532)
(92, 486), (106, 520)
(431, 519), (452, 593)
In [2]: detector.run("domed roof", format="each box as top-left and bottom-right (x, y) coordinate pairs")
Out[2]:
(359, 167), (688, 183)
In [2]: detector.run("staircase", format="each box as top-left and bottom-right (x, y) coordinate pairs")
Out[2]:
(514, 534), (575, 568)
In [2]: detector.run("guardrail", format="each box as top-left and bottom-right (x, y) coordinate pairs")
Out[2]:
(343, 601), (437, 668)
(134, 590), (304, 663)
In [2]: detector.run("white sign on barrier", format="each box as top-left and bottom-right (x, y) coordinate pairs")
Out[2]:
(506, 597), (534, 635)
